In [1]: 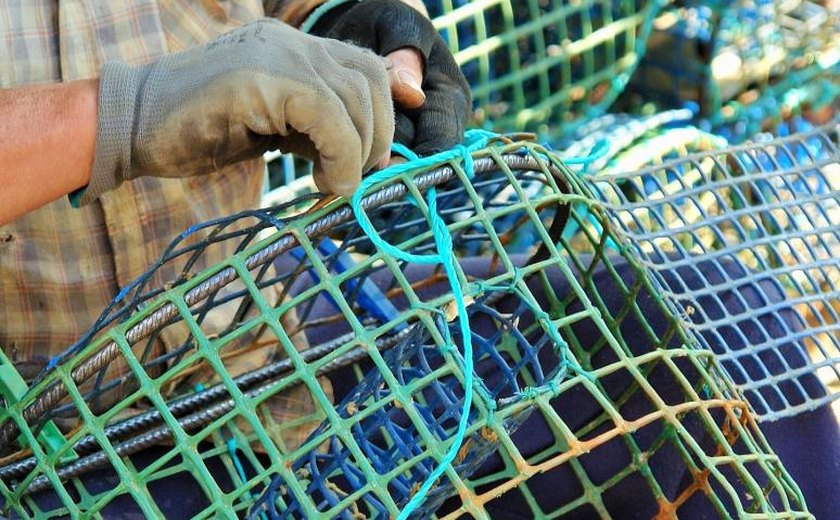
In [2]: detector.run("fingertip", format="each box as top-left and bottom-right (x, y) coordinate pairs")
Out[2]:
(367, 125), (394, 173)
(391, 69), (426, 109)
(387, 48), (426, 110)
(313, 161), (362, 198)
(388, 156), (408, 166)
(332, 181), (359, 198)
(313, 175), (359, 198)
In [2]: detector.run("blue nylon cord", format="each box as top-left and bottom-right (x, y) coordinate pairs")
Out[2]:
(350, 130), (494, 519)
(227, 438), (268, 520)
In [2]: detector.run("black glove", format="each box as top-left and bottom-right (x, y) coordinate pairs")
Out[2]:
(310, 0), (472, 155)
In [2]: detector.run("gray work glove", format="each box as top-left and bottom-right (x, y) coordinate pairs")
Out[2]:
(79, 18), (394, 205)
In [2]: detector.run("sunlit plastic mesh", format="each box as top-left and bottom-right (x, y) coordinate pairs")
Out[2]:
(0, 140), (809, 518)
(426, 0), (661, 137)
(626, 0), (840, 118)
(587, 122), (840, 421)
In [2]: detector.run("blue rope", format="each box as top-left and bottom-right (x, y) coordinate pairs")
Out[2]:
(350, 130), (495, 519)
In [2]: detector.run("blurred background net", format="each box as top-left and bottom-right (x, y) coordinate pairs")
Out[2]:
(624, 0), (839, 121)
(426, 0), (661, 137)
(2, 0), (840, 518)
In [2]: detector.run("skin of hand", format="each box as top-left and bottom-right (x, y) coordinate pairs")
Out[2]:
(0, 79), (98, 224)
(380, 47), (425, 168)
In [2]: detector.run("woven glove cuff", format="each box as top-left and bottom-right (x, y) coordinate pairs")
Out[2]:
(72, 61), (144, 207)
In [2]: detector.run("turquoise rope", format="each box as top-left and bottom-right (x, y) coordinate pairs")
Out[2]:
(198, 381), (268, 520)
(226, 438), (268, 520)
(562, 138), (611, 166)
(351, 130), (602, 517)
(227, 438), (250, 486)
(351, 130), (494, 519)
(299, 0), (359, 33)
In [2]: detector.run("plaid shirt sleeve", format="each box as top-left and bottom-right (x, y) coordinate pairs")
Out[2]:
(0, 0), (358, 450)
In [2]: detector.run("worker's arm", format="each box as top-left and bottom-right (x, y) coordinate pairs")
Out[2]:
(1, 19), (398, 225)
(0, 80), (97, 224)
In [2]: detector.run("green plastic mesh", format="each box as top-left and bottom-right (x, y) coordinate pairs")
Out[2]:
(427, 0), (662, 137)
(585, 122), (840, 421)
(0, 140), (810, 518)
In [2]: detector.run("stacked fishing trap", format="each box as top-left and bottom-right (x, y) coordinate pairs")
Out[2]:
(624, 0), (839, 130)
(1, 0), (839, 518)
(427, 0), (661, 137)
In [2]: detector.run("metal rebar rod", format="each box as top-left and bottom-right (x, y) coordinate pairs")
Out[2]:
(19, 326), (414, 496)
(0, 327), (369, 481)
(0, 154), (567, 466)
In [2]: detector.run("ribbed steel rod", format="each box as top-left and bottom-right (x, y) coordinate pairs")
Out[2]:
(0, 155), (562, 453)
(18, 326), (415, 496)
(1, 272), (518, 485)
(0, 327), (367, 481)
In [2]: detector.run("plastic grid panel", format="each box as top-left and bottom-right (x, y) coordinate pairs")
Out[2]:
(0, 141), (809, 518)
(587, 123), (840, 421)
(625, 0), (840, 118)
(428, 0), (661, 137)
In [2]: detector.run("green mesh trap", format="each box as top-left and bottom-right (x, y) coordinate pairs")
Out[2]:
(267, 0), (665, 191)
(626, 0), (840, 120)
(586, 121), (840, 421)
(426, 0), (661, 137)
(0, 139), (811, 518)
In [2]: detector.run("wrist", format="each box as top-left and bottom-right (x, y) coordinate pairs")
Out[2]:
(0, 79), (101, 222)
(73, 61), (144, 207)
(66, 79), (99, 192)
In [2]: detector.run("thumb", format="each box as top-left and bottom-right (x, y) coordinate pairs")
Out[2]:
(387, 48), (425, 109)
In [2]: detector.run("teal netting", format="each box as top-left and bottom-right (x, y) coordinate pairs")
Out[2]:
(3, 0), (840, 517)
(427, 0), (662, 137)
(625, 0), (839, 119)
(585, 121), (840, 420)
(0, 139), (811, 518)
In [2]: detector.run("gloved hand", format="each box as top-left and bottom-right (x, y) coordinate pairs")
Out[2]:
(309, 0), (472, 156)
(81, 18), (393, 204)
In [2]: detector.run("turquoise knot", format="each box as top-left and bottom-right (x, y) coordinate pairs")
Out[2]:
(509, 266), (524, 291)
(350, 133), (498, 519)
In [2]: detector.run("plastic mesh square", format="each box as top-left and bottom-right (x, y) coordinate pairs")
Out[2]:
(426, 0), (661, 137)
